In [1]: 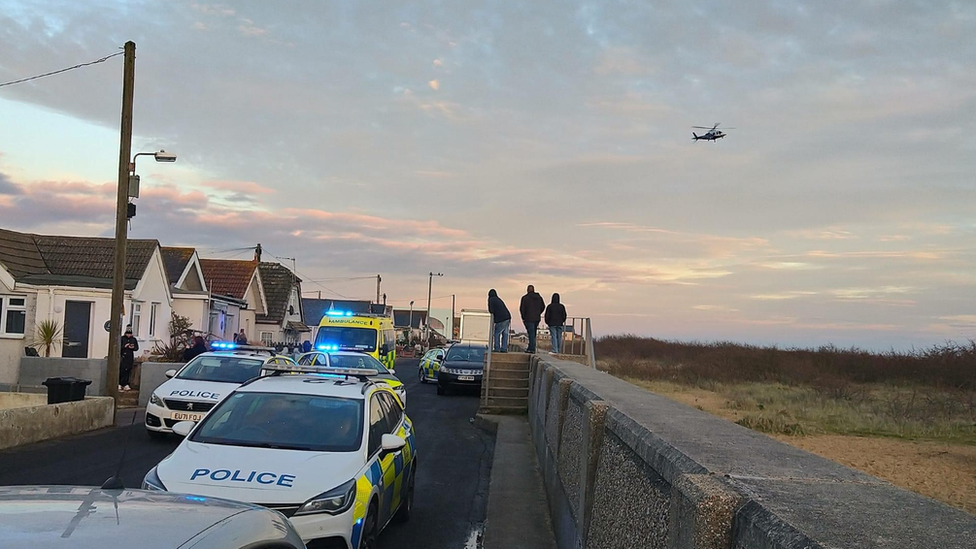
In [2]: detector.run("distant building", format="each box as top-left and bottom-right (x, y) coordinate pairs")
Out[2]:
(199, 258), (267, 343)
(255, 262), (308, 345)
(161, 247), (247, 342)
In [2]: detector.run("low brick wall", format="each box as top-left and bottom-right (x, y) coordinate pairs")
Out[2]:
(138, 362), (184, 407)
(0, 396), (115, 450)
(18, 357), (108, 396)
(528, 355), (976, 549)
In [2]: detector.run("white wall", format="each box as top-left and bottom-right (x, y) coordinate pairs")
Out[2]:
(173, 297), (207, 333)
(0, 270), (34, 384)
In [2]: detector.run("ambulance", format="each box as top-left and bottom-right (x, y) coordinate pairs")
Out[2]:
(313, 311), (397, 371)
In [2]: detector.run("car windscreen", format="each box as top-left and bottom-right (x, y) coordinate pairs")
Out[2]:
(191, 392), (364, 452)
(315, 327), (377, 352)
(445, 346), (486, 363)
(329, 354), (388, 374)
(177, 356), (265, 383)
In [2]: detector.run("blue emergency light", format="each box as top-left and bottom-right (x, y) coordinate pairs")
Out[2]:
(211, 342), (237, 350)
(316, 344), (340, 351)
(325, 310), (355, 317)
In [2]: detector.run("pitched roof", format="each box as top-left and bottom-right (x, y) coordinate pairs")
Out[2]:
(302, 298), (374, 326)
(0, 228), (158, 290)
(160, 247), (195, 286)
(393, 309), (429, 329)
(199, 259), (257, 300)
(256, 262), (301, 325)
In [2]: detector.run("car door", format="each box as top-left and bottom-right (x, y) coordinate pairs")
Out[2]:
(429, 349), (445, 378)
(377, 392), (409, 516)
(366, 393), (396, 525)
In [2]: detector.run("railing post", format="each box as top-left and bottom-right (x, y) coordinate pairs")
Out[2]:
(586, 318), (596, 369)
(483, 313), (493, 408)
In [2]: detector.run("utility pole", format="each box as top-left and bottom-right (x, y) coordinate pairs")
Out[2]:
(106, 41), (136, 401)
(375, 274), (382, 304)
(451, 294), (456, 339)
(425, 272), (443, 347)
(408, 300), (414, 345)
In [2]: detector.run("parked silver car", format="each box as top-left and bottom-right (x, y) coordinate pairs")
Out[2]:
(0, 486), (306, 549)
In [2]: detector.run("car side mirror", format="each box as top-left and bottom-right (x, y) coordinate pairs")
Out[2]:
(388, 369), (396, 375)
(380, 434), (406, 455)
(172, 421), (195, 437)
(165, 369), (177, 379)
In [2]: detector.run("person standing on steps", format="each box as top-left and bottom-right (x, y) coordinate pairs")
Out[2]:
(120, 327), (139, 391)
(520, 285), (546, 353)
(545, 293), (567, 355)
(487, 289), (512, 352)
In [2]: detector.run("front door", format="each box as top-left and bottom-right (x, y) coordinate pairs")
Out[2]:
(62, 301), (92, 358)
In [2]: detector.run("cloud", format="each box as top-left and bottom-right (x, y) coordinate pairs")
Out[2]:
(428, 80), (440, 90)
(204, 180), (276, 195)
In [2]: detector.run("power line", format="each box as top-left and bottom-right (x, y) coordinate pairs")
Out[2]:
(0, 51), (124, 89)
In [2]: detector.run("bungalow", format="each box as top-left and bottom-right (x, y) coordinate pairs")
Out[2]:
(0, 228), (172, 383)
(198, 258), (267, 344)
(255, 262), (308, 346)
(161, 247), (248, 341)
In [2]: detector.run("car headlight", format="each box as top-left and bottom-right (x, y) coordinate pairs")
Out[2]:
(142, 466), (167, 491)
(149, 393), (164, 407)
(294, 479), (356, 516)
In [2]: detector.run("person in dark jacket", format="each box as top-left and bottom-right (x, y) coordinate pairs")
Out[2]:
(183, 336), (207, 362)
(487, 289), (512, 352)
(302, 340), (312, 353)
(544, 293), (568, 354)
(520, 285), (546, 353)
(119, 328), (139, 391)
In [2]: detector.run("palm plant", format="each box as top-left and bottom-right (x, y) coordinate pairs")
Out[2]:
(34, 319), (63, 357)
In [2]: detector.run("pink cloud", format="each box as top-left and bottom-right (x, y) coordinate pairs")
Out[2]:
(204, 180), (276, 195)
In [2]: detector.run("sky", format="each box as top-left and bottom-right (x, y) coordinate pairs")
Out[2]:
(0, 0), (974, 350)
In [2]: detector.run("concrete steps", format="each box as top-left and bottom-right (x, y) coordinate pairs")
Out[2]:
(117, 390), (140, 408)
(480, 352), (533, 415)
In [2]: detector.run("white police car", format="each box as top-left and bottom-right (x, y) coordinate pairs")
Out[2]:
(143, 363), (417, 549)
(297, 350), (407, 407)
(145, 345), (296, 438)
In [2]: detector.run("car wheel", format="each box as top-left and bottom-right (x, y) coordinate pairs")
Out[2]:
(359, 503), (378, 549)
(147, 429), (167, 440)
(418, 368), (426, 384)
(436, 384), (444, 395)
(395, 469), (415, 523)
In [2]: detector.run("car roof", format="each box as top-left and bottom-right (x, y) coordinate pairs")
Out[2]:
(236, 372), (385, 400)
(0, 486), (291, 549)
(448, 343), (487, 349)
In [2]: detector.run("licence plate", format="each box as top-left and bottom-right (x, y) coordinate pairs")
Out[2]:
(172, 412), (204, 422)
(458, 375), (475, 381)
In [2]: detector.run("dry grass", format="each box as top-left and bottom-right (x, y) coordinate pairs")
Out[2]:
(596, 336), (976, 515)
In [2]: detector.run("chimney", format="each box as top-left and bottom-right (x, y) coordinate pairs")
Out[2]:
(254, 243), (262, 262)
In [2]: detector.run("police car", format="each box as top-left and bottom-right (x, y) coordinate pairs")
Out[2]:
(145, 344), (296, 438)
(143, 363), (417, 549)
(298, 349), (407, 406)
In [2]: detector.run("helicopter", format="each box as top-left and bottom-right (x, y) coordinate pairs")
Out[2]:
(692, 123), (735, 141)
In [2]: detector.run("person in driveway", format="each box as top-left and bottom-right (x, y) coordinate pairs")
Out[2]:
(183, 336), (207, 362)
(487, 289), (511, 352)
(120, 328), (139, 391)
(545, 293), (567, 354)
(519, 285), (546, 353)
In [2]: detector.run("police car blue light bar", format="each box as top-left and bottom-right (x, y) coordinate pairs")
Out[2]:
(262, 363), (377, 378)
(316, 344), (340, 351)
(211, 342), (236, 350)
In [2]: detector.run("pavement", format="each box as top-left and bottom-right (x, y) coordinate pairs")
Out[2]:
(478, 415), (557, 549)
(0, 358), (495, 549)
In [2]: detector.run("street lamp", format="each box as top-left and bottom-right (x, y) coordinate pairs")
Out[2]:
(425, 272), (443, 348)
(408, 300), (415, 345)
(106, 148), (177, 400)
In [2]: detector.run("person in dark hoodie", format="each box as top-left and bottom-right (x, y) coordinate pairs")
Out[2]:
(487, 289), (512, 352)
(545, 293), (568, 354)
(520, 285), (546, 353)
(119, 327), (139, 391)
(183, 335), (208, 362)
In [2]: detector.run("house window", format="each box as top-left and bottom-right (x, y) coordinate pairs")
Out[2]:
(149, 302), (159, 337)
(261, 331), (273, 346)
(0, 296), (27, 336)
(131, 303), (142, 337)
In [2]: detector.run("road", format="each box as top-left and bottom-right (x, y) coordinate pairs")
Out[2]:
(0, 358), (494, 549)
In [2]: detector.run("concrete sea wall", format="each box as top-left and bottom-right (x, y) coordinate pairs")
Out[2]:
(528, 355), (976, 549)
